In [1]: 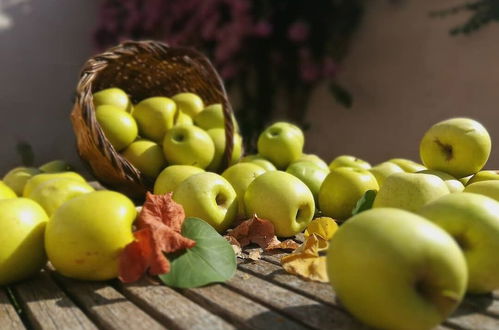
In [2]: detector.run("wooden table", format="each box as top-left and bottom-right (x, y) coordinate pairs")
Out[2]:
(1, 248), (498, 330)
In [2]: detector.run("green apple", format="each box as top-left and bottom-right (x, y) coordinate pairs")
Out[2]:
(3, 167), (41, 196)
(286, 161), (328, 204)
(206, 128), (243, 172)
(222, 163), (266, 219)
(194, 104), (225, 130)
(39, 160), (73, 173)
(96, 105), (138, 151)
(240, 154), (277, 171)
(45, 191), (136, 281)
(419, 118), (491, 178)
(0, 181), (17, 199)
(419, 192), (499, 293)
(174, 110), (194, 126)
(0, 198), (49, 285)
(257, 122), (304, 169)
(153, 165), (204, 195)
(29, 178), (95, 217)
(23, 171), (86, 197)
(173, 172), (237, 232)
(93, 87), (132, 112)
(244, 171), (314, 237)
(466, 170), (499, 185)
(464, 181), (499, 201)
(418, 169), (464, 193)
(172, 92), (204, 117)
(373, 172), (449, 212)
(319, 167), (379, 221)
(122, 139), (166, 178)
(328, 155), (371, 171)
(388, 158), (426, 173)
(162, 125), (215, 169)
(368, 162), (404, 186)
(295, 153), (329, 172)
(132, 97), (177, 142)
(327, 208), (467, 330)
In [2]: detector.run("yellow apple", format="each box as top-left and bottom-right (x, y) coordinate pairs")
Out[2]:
(257, 122), (304, 169)
(45, 191), (136, 281)
(466, 170), (499, 185)
(39, 160), (73, 173)
(122, 139), (166, 178)
(153, 165), (204, 195)
(132, 97), (177, 142)
(0, 181), (17, 199)
(172, 92), (204, 117)
(464, 181), (499, 202)
(23, 171), (86, 197)
(388, 158), (426, 173)
(96, 105), (138, 151)
(206, 128), (243, 172)
(240, 154), (277, 171)
(329, 155), (371, 171)
(93, 87), (132, 112)
(368, 162), (404, 186)
(0, 198), (49, 285)
(3, 167), (41, 196)
(418, 169), (464, 193)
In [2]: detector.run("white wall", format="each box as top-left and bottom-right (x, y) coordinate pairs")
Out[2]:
(0, 0), (97, 174)
(305, 0), (499, 169)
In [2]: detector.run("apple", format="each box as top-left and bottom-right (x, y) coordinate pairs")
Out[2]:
(466, 170), (499, 185)
(327, 208), (467, 330)
(464, 181), (499, 202)
(122, 139), (166, 178)
(172, 92), (204, 117)
(373, 172), (449, 212)
(419, 192), (499, 293)
(45, 190), (136, 281)
(0, 198), (49, 285)
(3, 167), (41, 196)
(257, 122), (304, 169)
(388, 158), (426, 173)
(206, 128), (243, 172)
(368, 162), (404, 186)
(240, 154), (277, 172)
(419, 118), (491, 178)
(153, 165), (204, 195)
(295, 153), (329, 172)
(93, 87), (132, 112)
(29, 178), (95, 216)
(174, 110), (194, 126)
(319, 167), (379, 221)
(418, 169), (464, 193)
(286, 161), (328, 204)
(459, 175), (473, 185)
(173, 172), (237, 232)
(194, 103), (238, 131)
(222, 163), (266, 219)
(328, 155), (371, 171)
(39, 160), (73, 173)
(244, 171), (314, 237)
(0, 181), (17, 199)
(23, 171), (86, 197)
(162, 125), (215, 169)
(96, 105), (138, 151)
(132, 97), (177, 142)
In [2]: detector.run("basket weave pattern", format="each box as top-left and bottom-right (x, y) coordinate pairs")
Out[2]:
(71, 40), (235, 199)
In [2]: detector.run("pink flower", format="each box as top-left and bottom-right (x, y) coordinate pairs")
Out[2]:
(288, 21), (309, 42)
(253, 21), (272, 37)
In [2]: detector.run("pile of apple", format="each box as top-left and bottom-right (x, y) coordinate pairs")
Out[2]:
(326, 118), (499, 330)
(92, 87), (242, 177)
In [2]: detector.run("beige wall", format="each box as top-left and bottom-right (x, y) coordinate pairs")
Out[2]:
(0, 0), (97, 175)
(305, 0), (499, 169)
(1, 0), (499, 176)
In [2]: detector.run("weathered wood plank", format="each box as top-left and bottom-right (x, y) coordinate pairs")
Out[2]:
(238, 258), (338, 306)
(184, 283), (306, 330)
(120, 279), (234, 330)
(445, 302), (499, 330)
(226, 270), (369, 329)
(54, 275), (166, 330)
(13, 271), (96, 330)
(0, 288), (25, 330)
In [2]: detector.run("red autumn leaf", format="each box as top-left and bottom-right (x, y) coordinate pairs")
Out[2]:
(119, 192), (196, 283)
(227, 215), (299, 251)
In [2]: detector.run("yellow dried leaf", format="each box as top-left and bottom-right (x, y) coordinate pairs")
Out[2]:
(281, 234), (329, 283)
(304, 217), (338, 240)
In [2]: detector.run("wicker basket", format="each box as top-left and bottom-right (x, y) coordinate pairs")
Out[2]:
(71, 40), (236, 199)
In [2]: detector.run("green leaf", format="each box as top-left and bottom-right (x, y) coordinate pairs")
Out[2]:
(351, 190), (377, 216)
(159, 217), (236, 288)
(329, 82), (353, 108)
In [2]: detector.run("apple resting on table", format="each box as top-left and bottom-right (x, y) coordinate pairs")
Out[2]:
(327, 208), (467, 330)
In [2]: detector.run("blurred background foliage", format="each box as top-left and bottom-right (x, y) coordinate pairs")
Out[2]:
(93, 0), (364, 148)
